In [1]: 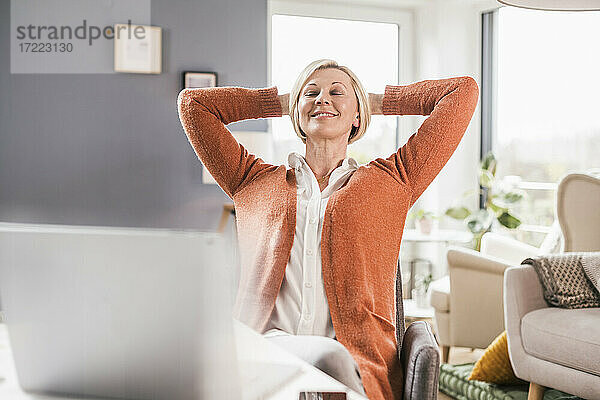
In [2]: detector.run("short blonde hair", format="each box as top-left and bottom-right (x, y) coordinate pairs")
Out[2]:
(289, 59), (371, 145)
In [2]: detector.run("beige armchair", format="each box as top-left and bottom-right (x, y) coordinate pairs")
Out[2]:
(430, 175), (567, 363)
(504, 173), (600, 400)
(429, 232), (544, 362)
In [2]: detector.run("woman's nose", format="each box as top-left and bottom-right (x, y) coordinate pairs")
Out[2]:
(315, 92), (330, 104)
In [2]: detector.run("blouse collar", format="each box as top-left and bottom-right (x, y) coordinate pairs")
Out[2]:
(287, 151), (359, 173)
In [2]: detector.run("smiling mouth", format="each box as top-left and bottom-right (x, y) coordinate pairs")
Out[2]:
(311, 112), (338, 119)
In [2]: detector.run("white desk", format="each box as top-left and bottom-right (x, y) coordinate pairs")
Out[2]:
(0, 322), (368, 400)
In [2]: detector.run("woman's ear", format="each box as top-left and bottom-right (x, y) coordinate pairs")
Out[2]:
(352, 114), (360, 128)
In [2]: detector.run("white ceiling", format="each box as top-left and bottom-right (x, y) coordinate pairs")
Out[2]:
(274, 0), (499, 11)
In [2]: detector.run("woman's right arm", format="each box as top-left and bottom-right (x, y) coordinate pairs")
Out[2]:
(177, 86), (282, 198)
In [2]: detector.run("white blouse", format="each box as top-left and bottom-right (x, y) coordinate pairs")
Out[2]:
(263, 151), (359, 338)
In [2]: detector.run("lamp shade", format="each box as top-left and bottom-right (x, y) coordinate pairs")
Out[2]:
(497, 0), (600, 10)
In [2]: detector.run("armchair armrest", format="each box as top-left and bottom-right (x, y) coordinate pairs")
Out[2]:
(400, 321), (440, 400)
(480, 232), (541, 265)
(446, 245), (515, 348)
(503, 265), (548, 380)
(503, 265), (547, 335)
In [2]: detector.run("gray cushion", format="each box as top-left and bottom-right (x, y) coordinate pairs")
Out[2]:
(521, 307), (600, 376)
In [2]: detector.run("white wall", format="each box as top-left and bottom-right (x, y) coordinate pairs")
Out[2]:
(403, 0), (500, 278)
(412, 0), (499, 220)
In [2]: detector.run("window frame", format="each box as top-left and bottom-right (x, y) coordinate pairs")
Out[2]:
(481, 6), (560, 238)
(267, 0), (415, 151)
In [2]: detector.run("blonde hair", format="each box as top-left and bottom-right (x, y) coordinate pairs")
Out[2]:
(289, 59), (371, 145)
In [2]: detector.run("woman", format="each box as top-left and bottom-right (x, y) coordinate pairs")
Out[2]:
(177, 59), (479, 400)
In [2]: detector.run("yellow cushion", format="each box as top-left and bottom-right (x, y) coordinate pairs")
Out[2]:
(468, 331), (526, 385)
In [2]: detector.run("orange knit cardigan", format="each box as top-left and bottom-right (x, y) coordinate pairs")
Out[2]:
(177, 77), (479, 400)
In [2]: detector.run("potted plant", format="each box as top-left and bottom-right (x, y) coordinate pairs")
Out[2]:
(407, 208), (440, 235)
(444, 152), (525, 251)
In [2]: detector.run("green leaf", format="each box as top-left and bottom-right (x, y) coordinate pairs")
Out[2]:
(497, 211), (521, 229)
(408, 208), (437, 221)
(479, 169), (494, 188)
(465, 209), (494, 234)
(461, 188), (478, 199)
(466, 219), (483, 234)
(488, 201), (507, 214)
(481, 152), (497, 176)
(445, 207), (471, 220)
(503, 191), (524, 203)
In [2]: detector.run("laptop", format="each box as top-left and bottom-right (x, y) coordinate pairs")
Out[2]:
(0, 222), (300, 400)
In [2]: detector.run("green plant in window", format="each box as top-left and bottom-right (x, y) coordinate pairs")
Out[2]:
(445, 151), (524, 251)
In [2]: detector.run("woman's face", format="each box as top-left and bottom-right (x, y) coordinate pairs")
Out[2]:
(297, 68), (359, 143)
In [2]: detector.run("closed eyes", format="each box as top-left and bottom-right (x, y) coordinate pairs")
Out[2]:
(305, 91), (343, 96)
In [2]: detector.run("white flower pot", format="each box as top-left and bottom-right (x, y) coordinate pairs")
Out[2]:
(415, 218), (433, 234)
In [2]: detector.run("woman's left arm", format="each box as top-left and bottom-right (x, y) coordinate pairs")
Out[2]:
(369, 77), (479, 208)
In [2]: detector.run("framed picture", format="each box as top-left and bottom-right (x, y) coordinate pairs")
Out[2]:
(182, 71), (218, 90)
(114, 24), (162, 74)
(182, 71), (218, 184)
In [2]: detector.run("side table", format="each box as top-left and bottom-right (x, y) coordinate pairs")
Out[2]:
(403, 299), (435, 331)
(401, 229), (472, 297)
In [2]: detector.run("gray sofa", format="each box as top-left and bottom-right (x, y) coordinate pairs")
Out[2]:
(504, 173), (600, 400)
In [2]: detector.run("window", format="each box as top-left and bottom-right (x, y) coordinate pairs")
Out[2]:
(482, 7), (600, 246)
(268, 1), (413, 167)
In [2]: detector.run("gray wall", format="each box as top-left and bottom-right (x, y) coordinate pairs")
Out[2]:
(0, 0), (268, 230)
